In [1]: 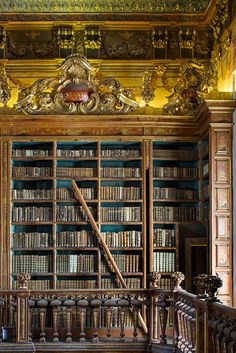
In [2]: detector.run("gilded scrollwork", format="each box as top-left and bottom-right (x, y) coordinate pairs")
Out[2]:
(15, 53), (138, 115)
(163, 61), (205, 115)
(211, 0), (229, 38)
(0, 64), (11, 105)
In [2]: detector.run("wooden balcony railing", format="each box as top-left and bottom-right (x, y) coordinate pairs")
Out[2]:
(0, 272), (235, 353)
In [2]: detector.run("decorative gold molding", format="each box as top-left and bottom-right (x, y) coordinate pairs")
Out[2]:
(179, 27), (197, 49)
(0, 27), (6, 49)
(15, 53), (138, 115)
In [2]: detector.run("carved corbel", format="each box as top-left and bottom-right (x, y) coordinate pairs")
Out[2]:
(151, 28), (168, 49)
(84, 26), (101, 49)
(57, 26), (75, 49)
(179, 27), (197, 49)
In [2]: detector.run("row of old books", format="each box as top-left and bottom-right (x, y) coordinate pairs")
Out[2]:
(56, 230), (97, 247)
(12, 255), (52, 273)
(153, 149), (197, 160)
(153, 166), (197, 179)
(56, 205), (95, 222)
(159, 277), (174, 290)
(57, 167), (96, 178)
(100, 206), (141, 222)
(153, 206), (199, 222)
(56, 187), (95, 199)
(56, 254), (97, 273)
(101, 277), (141, 289)
(101, 186), (141, 199)
(101, 167), (141, 178)
(101, 254), (140, 273)
(153, 187), (198, 200)
(101, 230), (142, 247)
(12, 189), (53, 200)
(13, 232), (52, 248)
(13, 167), (53, 178)
(57, 279), (97, 289)
(12, 149), (52, 157)
(101, 149), (140, 158)
(153, 228), (175, 247)
(57, 149), (96, 158)
(153, 251), (176, 272)
(12, 206), (53, 222)
(12, 279), (52, 290)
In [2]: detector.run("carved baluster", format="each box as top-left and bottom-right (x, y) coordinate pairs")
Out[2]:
(222, 319), (234, 353)
(50, 299), (62, 343)
(37, 299), (48, 343)
(180, 300), (188, 351)
(90, 299), (102, 343)
(77, 299), (89, 342)
(188, 307), (196, 352)
(131, 298), (142, 341)
(117, 298), (129, 340)
(156, 294), (170, 344)
(28, 299), (35, 342)
(104, 298), (117, 338)
(63, 299), (75, 343)
(228, 327), (236, 353)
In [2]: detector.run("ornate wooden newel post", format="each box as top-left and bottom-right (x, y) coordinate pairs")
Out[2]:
(16, 273), (30, 343)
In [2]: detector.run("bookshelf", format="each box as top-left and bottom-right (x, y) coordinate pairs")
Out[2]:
(11, 140), (146, 290)
(149, 141), (200, 289)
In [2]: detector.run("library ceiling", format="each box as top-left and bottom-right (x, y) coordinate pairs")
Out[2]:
(0, 0), (234, 115)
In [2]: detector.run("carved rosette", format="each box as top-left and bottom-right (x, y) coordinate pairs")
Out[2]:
(171, 272), (185, 290)
(148, 272), (161, 288)
(15, 53), (138, 115)
(17, 272), (31, 289)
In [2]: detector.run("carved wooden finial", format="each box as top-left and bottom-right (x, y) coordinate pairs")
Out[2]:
(171, 271), (185, 291)
(17, 272), (31, 289)
(205, 274), (223, 302)
(148, 272), (161, 288)
(193, 274), (208, 298)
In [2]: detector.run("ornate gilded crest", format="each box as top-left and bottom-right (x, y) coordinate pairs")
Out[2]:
(15, 53), (138, 115)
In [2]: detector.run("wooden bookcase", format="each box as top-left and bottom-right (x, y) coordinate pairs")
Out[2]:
(149, 141), (200, 290)
(10, 140), (146, 290)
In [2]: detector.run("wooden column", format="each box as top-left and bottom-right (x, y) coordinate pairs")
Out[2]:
(202, 100), (235, 305)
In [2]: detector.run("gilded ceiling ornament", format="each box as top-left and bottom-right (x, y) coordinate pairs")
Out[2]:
(0, 64), (11, 105)
(211, 0), (229, 38)
(0, 27), (7, 49)
(179, 27), (197, 49)
(0, 0), (212, 14)
(57, 26), (75, 49)
(84, 27), (101, 49)
(14, 53), (138, 115)
(163, 61), (205, 115)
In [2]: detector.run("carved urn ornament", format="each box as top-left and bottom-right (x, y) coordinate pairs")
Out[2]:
(15, 53), (138, 115)
(148, 272), (161, 288)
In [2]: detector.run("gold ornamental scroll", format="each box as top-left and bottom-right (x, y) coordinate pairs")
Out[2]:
(71, 180), (147, 334)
